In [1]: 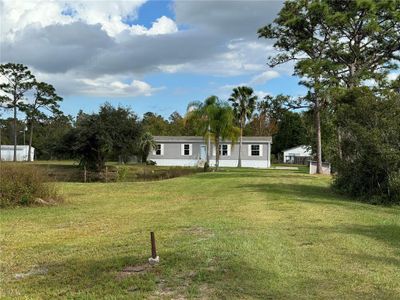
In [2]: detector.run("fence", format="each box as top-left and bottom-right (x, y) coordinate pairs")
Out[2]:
(82, 166), (118, 183)
(309, 161), (331, 175)
(284, 156), (312, 165)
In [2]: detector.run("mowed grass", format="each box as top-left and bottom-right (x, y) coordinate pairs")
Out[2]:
(1, 168), (399, 299)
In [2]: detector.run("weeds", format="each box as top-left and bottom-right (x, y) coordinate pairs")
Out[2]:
(0, 164), (62, 207)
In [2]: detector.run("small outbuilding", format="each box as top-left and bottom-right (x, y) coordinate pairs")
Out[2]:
(283, 145), (312, 164)
(0, 145), (35, 161)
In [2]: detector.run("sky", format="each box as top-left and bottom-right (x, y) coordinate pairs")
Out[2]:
(0, 0), (308, 119)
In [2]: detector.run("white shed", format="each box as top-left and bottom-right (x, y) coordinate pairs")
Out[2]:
(283, 145), (312, 164)
(0, 145), (35, 161)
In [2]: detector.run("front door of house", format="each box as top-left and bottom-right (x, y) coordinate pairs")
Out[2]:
(199, 145), (207, 161)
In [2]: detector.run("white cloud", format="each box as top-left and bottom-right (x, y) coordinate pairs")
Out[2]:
(122, 16), (178, 36)
(33, 70), (163, 97)
(1, 0), (74, 41)
(80, 77), (162, 97)
(0, 0), (179, 41)
(158, 63), (188, 73)
(254, 90), (270, 99)
(1, 0), (290, 99)
(147, 16), (178, 35)
(153, 39), (276, 77)
(250, 70), (280, 85)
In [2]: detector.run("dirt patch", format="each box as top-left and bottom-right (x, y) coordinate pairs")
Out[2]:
(182, 226), (214, 238)
(146, 268), (215, 299)
(116, 263), (150, 280)
(150, 281), (187, 300)
(198, 284), (214, 299)
(15, 266), (48, 280)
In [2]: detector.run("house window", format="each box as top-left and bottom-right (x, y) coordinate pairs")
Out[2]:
(155, 144), (162, 155)
(251, 145), (260, 156)
(183, 144), (190, 156)
(219, 144), (228, 156)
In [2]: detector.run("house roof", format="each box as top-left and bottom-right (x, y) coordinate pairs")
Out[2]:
(282, 145), (311, 152)
(153, 136), (272, 143)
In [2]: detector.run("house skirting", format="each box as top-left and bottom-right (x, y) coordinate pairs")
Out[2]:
(151, 159), (270, 168)
(151, 159), (198, 167)
(209, 159), (270, 168)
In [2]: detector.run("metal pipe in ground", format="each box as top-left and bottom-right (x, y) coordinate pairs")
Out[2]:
(150, 232), (157, 258)
(148, 231), (159, 265)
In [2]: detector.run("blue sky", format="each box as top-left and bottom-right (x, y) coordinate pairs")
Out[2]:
(1, 0), (308, 119)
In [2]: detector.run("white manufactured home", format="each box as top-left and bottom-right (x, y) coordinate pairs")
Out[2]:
(148, 136), (272, 168)
(0, 145), (35, 161)
(283, 145), (312, 164)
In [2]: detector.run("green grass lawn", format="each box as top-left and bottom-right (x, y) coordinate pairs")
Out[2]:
(1, 168), (399, 299)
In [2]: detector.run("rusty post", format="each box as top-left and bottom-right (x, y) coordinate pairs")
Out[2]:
(150, 232), (157, 259)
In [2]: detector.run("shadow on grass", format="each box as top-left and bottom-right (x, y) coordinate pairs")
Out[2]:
(10, 237), (400, 299)
(7, 245), (302, 299)
(350, 253), (400, 268)
(239, 182), (345, 202)
(307, 223), (400, 268)
(323, 224), (400, 249)
(237, 182), (400, 214)
(7, 224), (400, 298)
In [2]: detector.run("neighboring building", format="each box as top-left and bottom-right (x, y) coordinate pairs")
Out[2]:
(0, 145), (35, 161)
(148, 136), (272, 168)
(283, 145), (312, 164)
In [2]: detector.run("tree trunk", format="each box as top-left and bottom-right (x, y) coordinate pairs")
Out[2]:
(337, 126), (342, 160)
(207, 123), (210, 164)
(0, 124), (2, 163)
(238, 123), (242, 167)
(13, 104), (17, 162)
(315, 98), (322, 174)
(0, 125), (2, 162)
(28, 119), (34, 162)
(215, 139), (220, 171)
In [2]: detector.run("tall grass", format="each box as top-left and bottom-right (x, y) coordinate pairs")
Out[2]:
(0, 164), (62, 207)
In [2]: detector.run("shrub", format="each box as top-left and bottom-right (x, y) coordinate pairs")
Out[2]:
(333, 88), (400, 204)
(135, 167), (200, 181)
(116, 165), (129, 181)
(388, 171), (400, 203)
(203, 161), (210, 172)
(0, 164), (62, 207)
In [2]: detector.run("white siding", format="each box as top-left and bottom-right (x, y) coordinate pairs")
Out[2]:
(160, 144), (164, 155)
(152, 158), (198, 167)
(209, 159), (269, 168)
(0, 145), (35, 162)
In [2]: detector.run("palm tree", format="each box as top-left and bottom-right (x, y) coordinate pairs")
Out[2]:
(139, 132), (156, 163)
(229, 86), (257, 167)
(208, 101), (239, 170)
(186, 96), (239, 170)
(185, 96), (218, 164)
